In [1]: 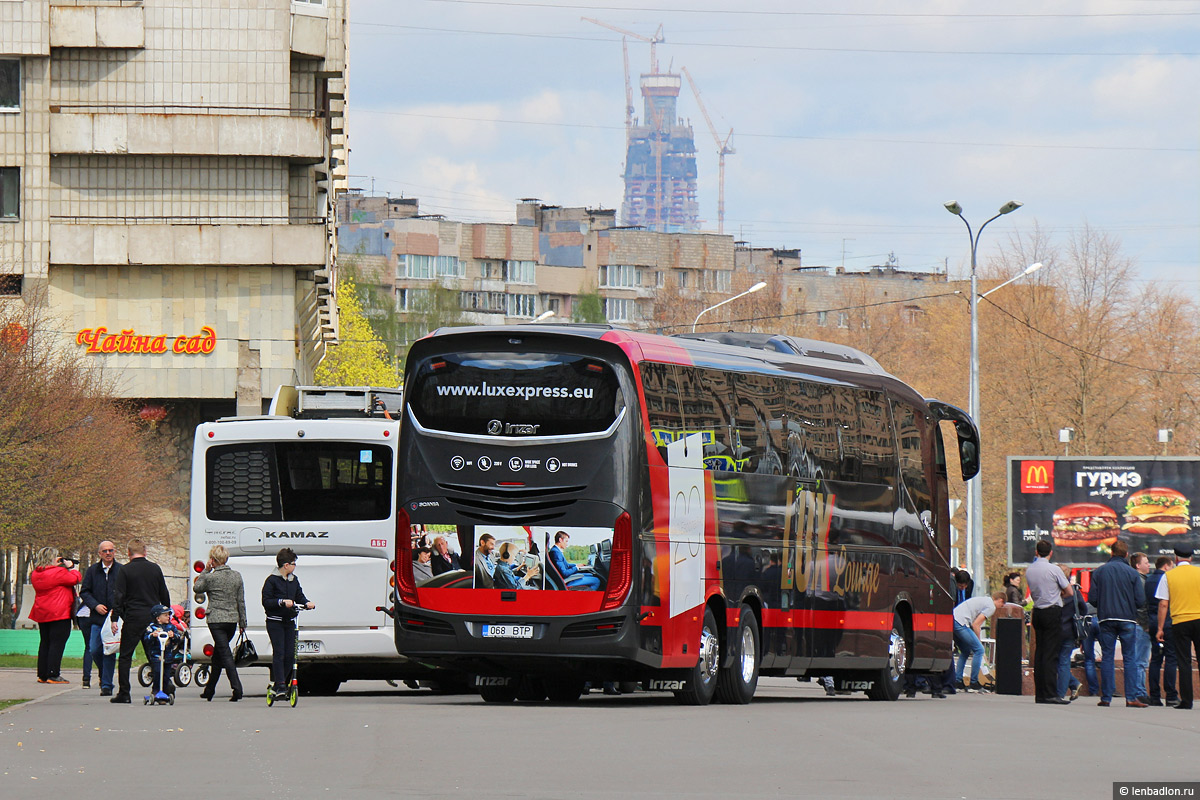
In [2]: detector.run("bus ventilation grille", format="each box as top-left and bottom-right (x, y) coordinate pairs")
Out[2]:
(560, 618), (625, 639)
(400, 617), (454, 636)
(436, 483), (585, 525)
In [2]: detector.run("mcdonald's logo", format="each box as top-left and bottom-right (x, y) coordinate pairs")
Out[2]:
(1021, 460), (1055, 493)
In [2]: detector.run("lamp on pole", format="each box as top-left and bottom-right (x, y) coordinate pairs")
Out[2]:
(692, 281), (767, 332)
(944, 199), (1025, 595)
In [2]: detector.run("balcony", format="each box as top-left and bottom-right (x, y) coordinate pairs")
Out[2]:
(49, 107), (326, 160)
(49, 3), (144, 49)
(49, 220), (327, 267)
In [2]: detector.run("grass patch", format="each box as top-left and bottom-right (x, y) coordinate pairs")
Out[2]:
(0, 699), (28, 711)
(0, 655), (86, 670)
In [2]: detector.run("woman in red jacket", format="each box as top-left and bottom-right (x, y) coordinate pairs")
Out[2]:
(30, 547), (82, 684)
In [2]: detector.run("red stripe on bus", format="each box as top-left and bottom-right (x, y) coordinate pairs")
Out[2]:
(913, 613), (954, 633)
(760, 608), (892, 630)
(416, 588), (603, 616)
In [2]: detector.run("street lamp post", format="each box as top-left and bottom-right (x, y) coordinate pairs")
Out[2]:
(692, 281), (767, 332)
(944, 200), (1024, 595)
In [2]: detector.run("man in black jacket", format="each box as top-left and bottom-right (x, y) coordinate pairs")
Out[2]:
(109, 539), (170, 703)
(79, 541), (122, 696)
(1147, 556), (1179, 706)
(262, 548), (315, 699)
(1090, 540), (1147, 707)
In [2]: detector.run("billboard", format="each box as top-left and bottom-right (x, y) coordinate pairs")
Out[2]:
(1008, 456), (1200, 567)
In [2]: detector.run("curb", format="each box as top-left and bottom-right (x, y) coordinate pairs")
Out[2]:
(0, 685), (77, 715)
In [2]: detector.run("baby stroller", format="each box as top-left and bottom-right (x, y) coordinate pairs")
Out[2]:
(138, 605), (194, 688)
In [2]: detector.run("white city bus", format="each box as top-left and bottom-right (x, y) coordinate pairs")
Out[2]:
(189, 386), (432, 694)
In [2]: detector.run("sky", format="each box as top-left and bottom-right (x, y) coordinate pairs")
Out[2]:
(345, 0), (1200, 295)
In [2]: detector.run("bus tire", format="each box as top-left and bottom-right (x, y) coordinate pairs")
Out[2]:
(544, 677), (586, 703)
(674, 606), (720, 706)
(867, 614), (908, 701)
(716, 604), (760, 705)
(515, 676), (547, 702)
(479, 683), (518, 703)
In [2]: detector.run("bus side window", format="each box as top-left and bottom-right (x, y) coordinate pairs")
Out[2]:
(781, 379), (833, 481)
(639, 361), (684, 461)
(832, 387), (862, 483)
(890, 399), (932, 517)
(731, 371), (778, 475)
(676, 366), (734, 470)
(858, 390), (898, 486)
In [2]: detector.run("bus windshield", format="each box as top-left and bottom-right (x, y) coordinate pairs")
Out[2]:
(407, 351), (623, 436)
(206, 441), (393, 522)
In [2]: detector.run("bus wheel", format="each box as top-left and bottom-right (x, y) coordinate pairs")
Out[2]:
(867, 614), (908, 702)
(515, 677), (547, 702)
(716, 604), (760, 704)
(544, 677), (586, 703)
(675, 607), (720, 706)
(479, 683), (518, 703)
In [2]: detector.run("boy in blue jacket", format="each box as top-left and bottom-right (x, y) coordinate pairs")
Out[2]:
(142, 604), (182, 696)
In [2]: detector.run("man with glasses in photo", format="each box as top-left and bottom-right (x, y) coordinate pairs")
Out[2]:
(78, 540), (122, 696)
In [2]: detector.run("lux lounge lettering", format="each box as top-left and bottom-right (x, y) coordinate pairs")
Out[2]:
(832, 552), (882, 603)
(76, 326), (217, 355)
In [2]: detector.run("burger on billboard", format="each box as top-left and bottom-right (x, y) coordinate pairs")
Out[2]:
(1009, 458), (1200, 567)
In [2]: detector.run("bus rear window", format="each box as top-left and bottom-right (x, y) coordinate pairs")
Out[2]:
(207, 442), (393, 521)
(408, 351), (623, 436)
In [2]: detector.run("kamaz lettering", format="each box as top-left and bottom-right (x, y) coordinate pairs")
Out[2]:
(265, 531), (330, 539)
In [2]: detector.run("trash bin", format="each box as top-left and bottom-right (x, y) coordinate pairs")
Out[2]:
(993, 604), (1025, 695)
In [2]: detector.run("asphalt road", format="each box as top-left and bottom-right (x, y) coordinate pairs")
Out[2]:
(2, 676), (1198, 799)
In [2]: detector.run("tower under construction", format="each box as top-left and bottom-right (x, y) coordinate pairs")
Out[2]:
(622, 72), (699, 232)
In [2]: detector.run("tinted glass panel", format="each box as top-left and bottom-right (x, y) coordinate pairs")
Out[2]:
(206, 442), (392, 521)
(409, 351), (623, 436)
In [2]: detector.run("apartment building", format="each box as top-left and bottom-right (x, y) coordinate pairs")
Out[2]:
(338, 195), (736, 332)
(1, 0), (347, 417)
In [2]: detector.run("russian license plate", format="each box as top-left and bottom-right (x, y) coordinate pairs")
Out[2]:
(297, 641), (323, 654)
(482, 624), (533, 639)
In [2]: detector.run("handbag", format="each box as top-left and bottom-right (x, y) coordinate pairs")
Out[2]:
(100, 612), (122, 655)
(233, 630), (258, 667)
(1070, 591), (1089, 647)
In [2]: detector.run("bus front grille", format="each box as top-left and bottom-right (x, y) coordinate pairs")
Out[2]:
(560, 618), (625, 638)
(436, 482), (584, 525)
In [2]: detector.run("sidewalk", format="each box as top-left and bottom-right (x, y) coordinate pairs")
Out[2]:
(0, 667), (83, 704)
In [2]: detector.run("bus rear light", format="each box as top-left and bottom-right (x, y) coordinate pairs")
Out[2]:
(194, 607), (206, 620)
(601, 512), (633, 611)
(193, 561), (205, 573)
(395, 507), (418, 606)
(389, 575), (396, 588)
(497, 482), (524, 487)
(383, 429), (390, 437)
(203, 644), (214, 657)
(207, 431), (214, 438)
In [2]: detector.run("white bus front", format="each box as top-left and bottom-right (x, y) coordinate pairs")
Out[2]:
(189, 417), (424, 693)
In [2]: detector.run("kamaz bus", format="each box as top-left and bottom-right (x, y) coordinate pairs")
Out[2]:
(392, 326), (979, 704)
(190, 386), (435, 694)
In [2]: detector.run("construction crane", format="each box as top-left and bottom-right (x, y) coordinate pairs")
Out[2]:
(582, 18), (664, 74)
(682, 66), (735, 234)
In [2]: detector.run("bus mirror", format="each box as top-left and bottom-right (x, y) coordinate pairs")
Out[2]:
(925, 399), (981, 482)
(958, 438), (980, 481)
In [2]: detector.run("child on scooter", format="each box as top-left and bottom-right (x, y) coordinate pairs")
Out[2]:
(143, 603), (183, 697)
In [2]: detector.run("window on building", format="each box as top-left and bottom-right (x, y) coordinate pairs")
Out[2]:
(503, 260), (536, 284)
(837, 312), (849, 328)
(705, 270), (732, 292)
(655, 271), (665, 288)
(817, 311), (828, 326)
(460, 291), (506, 313)
(396, 288), (430, 311)
(0, 274), (21, 296)
(507, 293), (536, 317)
(480, 260), (501, 280)
(675, 270), (689, 290)
(398, 254), (461, 280)
(903, 305), (924, 324)
(0, 168), (18, 219)
(547, 297), (561, 314)
(0, 61), (18, 112)
(600, 264), (639, 288)
(605, 297), (630, 322)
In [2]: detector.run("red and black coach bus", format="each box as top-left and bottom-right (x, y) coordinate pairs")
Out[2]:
(392, 325), (979, 705)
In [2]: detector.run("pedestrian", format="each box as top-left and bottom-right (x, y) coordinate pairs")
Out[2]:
(192, 545), (247, 702)
(79, 540), (122, 696)
(1146, 556), (1178, 706)
(73, 583), (95, 690)
(954, 570), (973, 604)
(1025, 539), (1073, 704)
(1057, 567), (1083, 702)
(1155, 546), (1200, 710)
(262, 548), (315, 701)
(1090, 539), (1147, 707)
(1003, 572), (1024, 605)
(29, 547), (82, 685)
(1131, 552), (1153, 704)
(109, 539), (171, 704)
(953, 591), (1007, 691)
(141, 604), (183, 697)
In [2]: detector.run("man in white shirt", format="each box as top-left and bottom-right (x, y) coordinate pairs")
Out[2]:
(953, 591), (1007, 692)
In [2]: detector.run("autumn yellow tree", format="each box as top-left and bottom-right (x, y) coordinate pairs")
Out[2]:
(313, 274), (401, 387)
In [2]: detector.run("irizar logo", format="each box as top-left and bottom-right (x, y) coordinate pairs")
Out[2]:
(646, 679), (687, 691)
(473, 676), (513, 687)
(265, 531), (329, 539)
(839, 680), (875, 691)
(487, 419), (541, 435)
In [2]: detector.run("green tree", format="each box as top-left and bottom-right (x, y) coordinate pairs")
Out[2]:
(572, 288), (605, 323)
(314, 274), (401, 387)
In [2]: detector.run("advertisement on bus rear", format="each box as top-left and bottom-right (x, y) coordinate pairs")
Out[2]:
(1007, 456), (1200, 567)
